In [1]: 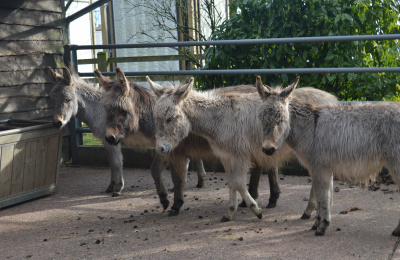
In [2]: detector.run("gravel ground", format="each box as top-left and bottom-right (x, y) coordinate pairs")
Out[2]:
(1, 166), (400, 260)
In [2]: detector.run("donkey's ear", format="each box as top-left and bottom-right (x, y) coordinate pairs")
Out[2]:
(256, 76), (271, 100)
(62, 66), (72, 85)
(48, 67), (63, 84)
(94, 69), (112, 91)
(175, 77), (193, 102)
(280, 76), (299, 99)
(115, 67), (130, 96)
(146, 76), (164, 97)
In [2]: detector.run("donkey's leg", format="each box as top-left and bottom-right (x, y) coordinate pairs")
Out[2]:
(382, 160), (400, 236)
(266, 165), (281, 208)
(222, 160), (262, 221)
(311, 169), (333, 236)
(151, 153), (169, 211)
(193, 159), (206, 188)
(220, 159), (237, 222)
(168, 158), (189, 216)
(301, 182), (317, 219)
(104, 142), (124, 197)
(236, 171), (262, 219)
(239, 166), (261, 208)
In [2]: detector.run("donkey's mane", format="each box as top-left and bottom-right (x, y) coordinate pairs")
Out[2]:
(69, 66), (104, 100)
(131, 81), (152, 103)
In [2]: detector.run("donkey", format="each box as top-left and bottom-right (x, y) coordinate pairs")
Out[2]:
(48, 66), (206, 199)
(97, 67), (284, 216)
(147, 76), (339, 221)
(256, 76), (400, 236)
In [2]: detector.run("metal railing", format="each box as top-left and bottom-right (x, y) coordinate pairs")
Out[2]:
(64, 1), (400, 164)
(66, 34), (400, 77)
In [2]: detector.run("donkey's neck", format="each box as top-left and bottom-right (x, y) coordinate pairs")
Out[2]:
(286, 99), (316, 148)
(75, 87), (104, 131)
(182, 91), (245, 142)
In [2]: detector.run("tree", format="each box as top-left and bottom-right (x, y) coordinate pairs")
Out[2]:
(198, 0), (400, 101)
(121, 0), (227, 69)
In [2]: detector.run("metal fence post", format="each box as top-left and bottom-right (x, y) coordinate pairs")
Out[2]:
(64, 44), (82, 165)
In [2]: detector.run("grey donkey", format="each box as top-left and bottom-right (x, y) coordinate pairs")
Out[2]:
(47, 66), (206, 199)
(256, 76), (400, 236)
(97, 67), (285, 216)
(147, 75), (339, 221)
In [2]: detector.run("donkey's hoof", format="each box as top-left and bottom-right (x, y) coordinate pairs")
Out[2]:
(315, 230), (325, 236)
(311, 225), (318, 230)
(266, 202), (276, 208)
(196, 182), (204, 188)
(168, 209), (180, 217)
(256, 212), (262, 219)
(238, 200), (247, 208)
(161, 200), (170, 211)
(111, 192), (121, 197)
(301, 213), (311, 219)
(220, 216), (231, 222)
(392, 229), (400, 237)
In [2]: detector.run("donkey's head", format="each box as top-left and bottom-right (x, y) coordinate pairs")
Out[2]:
(97, 67), (141, 145)
(147, 76), (193, 155)
(48, 66), (80, 129)
(256, 76), (299, 156)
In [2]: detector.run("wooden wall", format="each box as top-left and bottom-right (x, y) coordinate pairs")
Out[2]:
(0, 0), (64, 121)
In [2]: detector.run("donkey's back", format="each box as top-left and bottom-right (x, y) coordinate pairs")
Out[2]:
(310, 102), (400, 182)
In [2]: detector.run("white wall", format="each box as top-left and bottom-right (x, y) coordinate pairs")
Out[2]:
(67, 0), (94, 73)
(112, 0), (180, 74)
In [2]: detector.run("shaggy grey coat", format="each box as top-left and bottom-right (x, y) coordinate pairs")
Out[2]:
(148, 76), (339, 221)
(98, 68), (286, 215)
(256, 76), (400, 236)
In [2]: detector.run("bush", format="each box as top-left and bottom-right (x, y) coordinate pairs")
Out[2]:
(197, 0), (400, 101)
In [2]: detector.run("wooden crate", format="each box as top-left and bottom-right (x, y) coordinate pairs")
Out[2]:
(0, 118), (62, 208)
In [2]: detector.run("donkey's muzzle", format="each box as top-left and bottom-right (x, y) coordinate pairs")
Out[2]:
(53, 121), (63, 129)
(105, 135), (121, 146)
(262, 147), (276, 156)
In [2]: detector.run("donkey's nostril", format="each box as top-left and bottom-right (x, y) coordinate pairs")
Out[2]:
(53, 121), (62, 129)
(262, 147), (276, 156)
(105, 135), (117, 145)
(160, 146), (164, 152)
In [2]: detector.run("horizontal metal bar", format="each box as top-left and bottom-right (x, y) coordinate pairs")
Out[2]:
(71, 34), (400, 50)
(76, 127), (92, 134)
(66, 0), (110, 24)
(79, 67), (400, 77)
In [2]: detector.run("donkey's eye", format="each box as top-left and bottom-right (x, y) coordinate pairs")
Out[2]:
(166, 117), (174, 124)
(65, 98), (71, 103)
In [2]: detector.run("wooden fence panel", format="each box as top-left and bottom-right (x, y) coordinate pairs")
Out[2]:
(22, 141), (37, 192)
(0, 0), (62, 13)
(0, 54), (63, 72)
(0, 145), (14, 199)
(0, 24), (63, 41)
(0, 40), (63, 56)
(33, 139), (47, 189)
(10, 142), (26, 196)
(45, 136), (59, 185)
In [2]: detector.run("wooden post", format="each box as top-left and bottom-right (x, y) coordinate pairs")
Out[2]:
(97, 51), (109, 72)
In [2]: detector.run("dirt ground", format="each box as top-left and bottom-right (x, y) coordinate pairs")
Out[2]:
(1, 166), (400, 260)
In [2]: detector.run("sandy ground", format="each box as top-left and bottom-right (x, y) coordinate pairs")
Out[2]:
(1, 166), (400, 260)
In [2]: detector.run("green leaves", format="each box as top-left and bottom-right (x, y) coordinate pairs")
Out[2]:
(196, 0), (400, 100)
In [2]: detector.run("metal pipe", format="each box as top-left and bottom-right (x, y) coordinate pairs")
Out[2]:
(71, 34), (400, 50)
(66, 0), (111, 24)
(79, 67), (400, 77)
